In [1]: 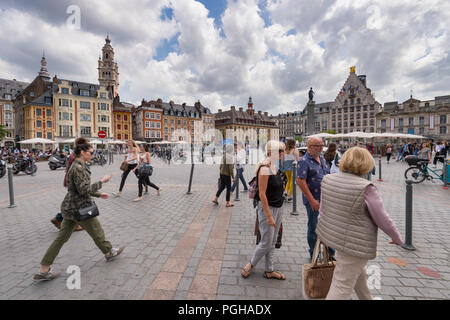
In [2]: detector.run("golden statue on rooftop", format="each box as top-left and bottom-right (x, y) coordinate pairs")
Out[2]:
(350, 66), (356, 74)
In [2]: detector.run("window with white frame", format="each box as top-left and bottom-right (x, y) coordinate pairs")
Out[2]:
(145, 130), (150, 138)
(145, 121), (150, 128)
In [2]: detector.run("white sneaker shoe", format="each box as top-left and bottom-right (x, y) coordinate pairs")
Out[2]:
(105, 246), (125, 262)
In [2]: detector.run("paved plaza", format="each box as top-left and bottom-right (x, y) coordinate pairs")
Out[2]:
(0, 153), (449, 300)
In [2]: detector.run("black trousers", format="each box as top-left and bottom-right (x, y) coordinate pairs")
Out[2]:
(119, 163), (138, 192)
(138, 175), (159, 197)
(433, 154), (445, 165)
(216, 174), (231, 202)
(386, 153), (392, 162)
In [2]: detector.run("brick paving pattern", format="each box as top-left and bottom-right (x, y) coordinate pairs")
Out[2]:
(0, 154), (449, 300)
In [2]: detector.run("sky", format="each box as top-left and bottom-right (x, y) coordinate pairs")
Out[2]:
(0, 0), (449, 115)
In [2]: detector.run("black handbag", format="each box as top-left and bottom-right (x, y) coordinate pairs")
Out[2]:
(138, 163), (153, 176)
(75, 203), (99, 221)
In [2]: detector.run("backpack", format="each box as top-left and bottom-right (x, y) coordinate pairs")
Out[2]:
(248, 164), (269, 200)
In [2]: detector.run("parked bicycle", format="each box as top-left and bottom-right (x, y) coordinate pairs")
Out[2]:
(404, 155), (444, 184)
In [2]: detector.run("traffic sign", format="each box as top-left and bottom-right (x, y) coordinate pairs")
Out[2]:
(98, 131), (107, 139)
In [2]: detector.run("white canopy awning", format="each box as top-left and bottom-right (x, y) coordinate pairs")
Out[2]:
(19, 138), (57, 144)
(107, 140), (127, 144)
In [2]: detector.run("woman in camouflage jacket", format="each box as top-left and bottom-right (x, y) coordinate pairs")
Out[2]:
(33, 138), (125, 282)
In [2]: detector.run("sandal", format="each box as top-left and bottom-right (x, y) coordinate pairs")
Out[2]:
(241, 263), (252, 278)
(263, 270), (286, 280)
(226, 204), (234, 207)
(212, 200), (219, 205)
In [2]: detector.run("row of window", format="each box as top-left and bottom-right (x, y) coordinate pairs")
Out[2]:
(380, 127), (447, 135)
(35, 108), (52, 117)
(331, 105), (375, 114)
(116, 124), (129, 130)
(145, 131), (162, 139)
(58, 99), (110, 111)
(59, 125), (110, 137)
(61, 87), (107, 99)
(116, 114), (129, 121)
(36, 132), (52, 139)
(145, 121), (161, 129)
(145, 112), (162, 120)
(333, 113), (375, 121)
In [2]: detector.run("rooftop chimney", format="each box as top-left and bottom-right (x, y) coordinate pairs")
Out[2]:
(264, 112), (268, 116)
(231, 106), (236, 111)
(53, 75), (58, 83)
(218, 109), (222, 113)
(239, 107), (243, 112)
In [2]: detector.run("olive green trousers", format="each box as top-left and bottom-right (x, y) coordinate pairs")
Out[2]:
(41, 217), (112, 266)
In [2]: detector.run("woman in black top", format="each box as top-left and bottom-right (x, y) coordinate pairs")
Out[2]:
(241, 140), (286, 280)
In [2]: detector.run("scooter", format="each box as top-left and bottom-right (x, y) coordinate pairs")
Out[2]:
(48, 154), (67, 170)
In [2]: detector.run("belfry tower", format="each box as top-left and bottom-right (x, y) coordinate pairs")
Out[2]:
(98, 35), (119, 97)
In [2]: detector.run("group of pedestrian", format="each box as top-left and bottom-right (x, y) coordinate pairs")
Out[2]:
(112, 140), (161, 201)
(239, 137), (404, 300)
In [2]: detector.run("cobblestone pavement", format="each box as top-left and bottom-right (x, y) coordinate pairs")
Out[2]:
(0, 154), (449, 300)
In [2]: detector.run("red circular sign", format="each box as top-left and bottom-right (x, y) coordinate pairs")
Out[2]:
(98, 131), (107, 139)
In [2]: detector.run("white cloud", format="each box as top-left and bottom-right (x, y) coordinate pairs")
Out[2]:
(0, 0), (449, 116)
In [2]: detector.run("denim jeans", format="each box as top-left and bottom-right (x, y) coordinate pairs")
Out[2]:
(305, 202), (335, 259)
(231, 167), (248, 192)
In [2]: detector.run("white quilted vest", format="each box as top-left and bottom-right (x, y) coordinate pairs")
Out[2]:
(316, 172), (378, 259)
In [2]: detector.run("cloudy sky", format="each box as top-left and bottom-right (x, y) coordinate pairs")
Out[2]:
(0, 0), (449, 115)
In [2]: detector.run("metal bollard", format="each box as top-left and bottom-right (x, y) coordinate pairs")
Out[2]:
(234, 170), (240, 201)
(8, 167), (16, 208)
(401, 180), (416, 251)
(291, 163), (298, 215)
(443, 159), (448, 190)
(187, 143), (195, 195)
(377, 156), (383, 181)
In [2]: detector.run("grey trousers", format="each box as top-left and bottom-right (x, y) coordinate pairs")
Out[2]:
(250, 202), (284, 271)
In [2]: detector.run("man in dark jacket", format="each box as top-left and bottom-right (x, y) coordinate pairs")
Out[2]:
(50, 152), (83, 231)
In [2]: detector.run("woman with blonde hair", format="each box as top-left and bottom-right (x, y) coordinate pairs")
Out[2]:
(316, 147), (403, 300)
(113, 140), (139, 196)
(241, 140), (287, 280)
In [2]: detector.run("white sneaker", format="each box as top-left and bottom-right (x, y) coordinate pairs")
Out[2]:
(105, 246), (125, 262)
(112, 191), (122, 197)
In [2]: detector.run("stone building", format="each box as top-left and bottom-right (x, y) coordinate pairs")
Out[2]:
(272, 111), (303, 141)
(98, 35), (119, 98)
(302, 67), (382, 137)
(132, 100), (164, 142)
(214, 97), (279, 146)
(0, 78), (28, 146)
(377, 95), (450, 141)
(112, 96), (134, 141)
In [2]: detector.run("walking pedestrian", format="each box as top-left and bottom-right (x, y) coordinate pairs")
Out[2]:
(212, 144), (235, 207)
(112, 140), (139, 197)
(316, 147), (403, 300)
(324, 142), (340, 174)
(296, 137), (335, 261)
(241, 140), (286, 280)
(386, 144), (392, 164)
(432, 142), (445, 167)
(231, 143), (248, 193)
(50, 150), (83, 232)
(133, 144), (160, 202)
(33, 138), (124, 282)
(283, 139), (300, 201)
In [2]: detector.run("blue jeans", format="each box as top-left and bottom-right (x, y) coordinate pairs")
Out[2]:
(231, 168), (248, 192)
(305, 202), (335, 259)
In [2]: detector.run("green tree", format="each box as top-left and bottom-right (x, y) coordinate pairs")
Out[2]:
(0, 125), (10, 141)
(321, 129), (337, 135)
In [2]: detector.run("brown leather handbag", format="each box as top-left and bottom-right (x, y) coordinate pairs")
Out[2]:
(120, 161), (128, 171)
(302, 238), (336, 299)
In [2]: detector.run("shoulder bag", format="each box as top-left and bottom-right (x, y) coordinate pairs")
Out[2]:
(75, 203), (99, 221)
(120, 161), (128, 171)
(302, 238), (336, 299)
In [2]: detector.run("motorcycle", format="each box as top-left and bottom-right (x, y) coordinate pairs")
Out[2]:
(13, 156), (37, 175)
(48, 154), (67, 170)
(92, 150), (107, 166)
(0, 157), (6, 178)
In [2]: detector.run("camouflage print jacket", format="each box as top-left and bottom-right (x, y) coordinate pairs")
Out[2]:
(61, 158), (102, 221)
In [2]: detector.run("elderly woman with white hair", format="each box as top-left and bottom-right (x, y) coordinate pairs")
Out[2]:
(241, 140), (287, 280)
(316, 147), (403, 300)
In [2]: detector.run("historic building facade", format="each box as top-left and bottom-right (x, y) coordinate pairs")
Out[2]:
(272, 111), (303, 141)
(133, 100), (164, 141)
(0, 78), (28, 146)
(377, 95), (450, 140)
(214, 97), (279, 145)
(112, 96), (134, 141)
(302, 67), (382, 137)
(52, 76), (113, 140)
